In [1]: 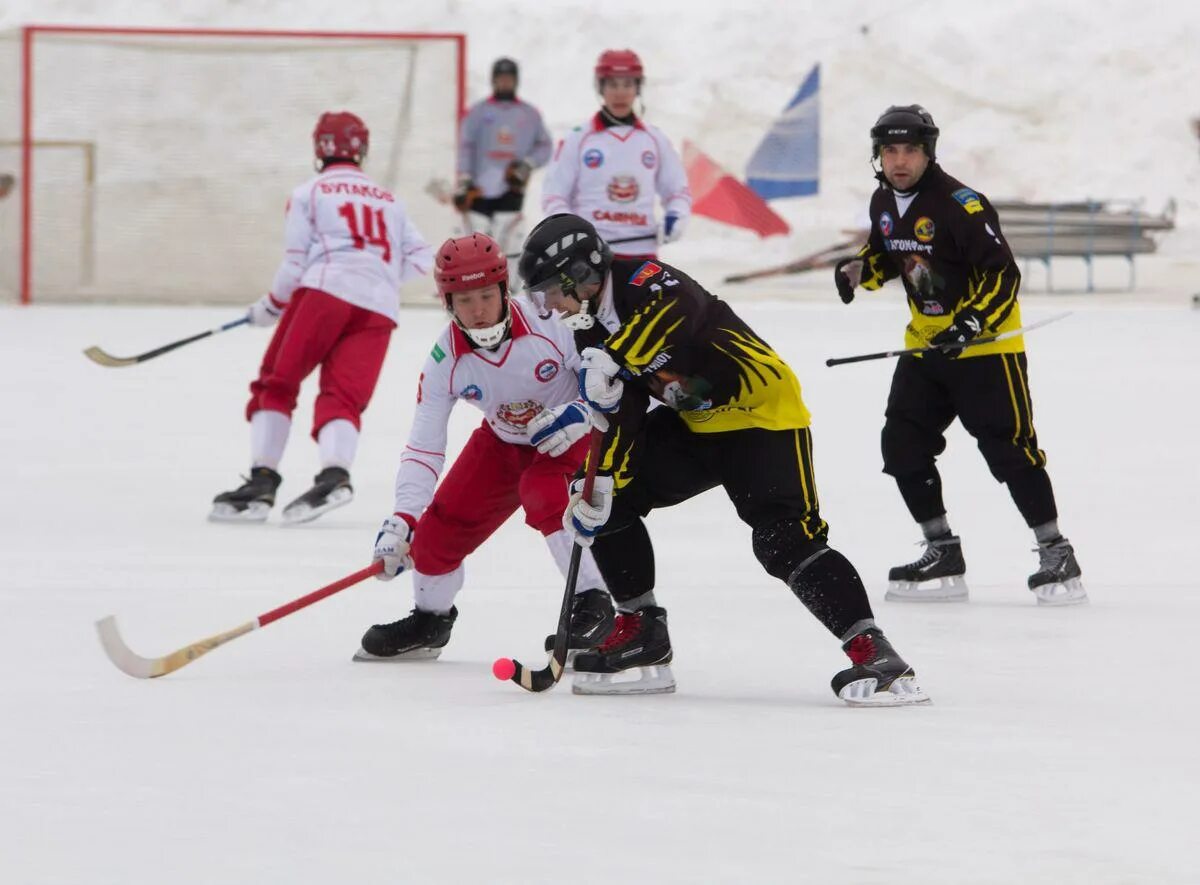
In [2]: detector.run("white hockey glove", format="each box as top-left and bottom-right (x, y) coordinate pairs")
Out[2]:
(578, 347), (625, 413)
(564, 475), (615, 547)
(528, 401), (592, 457)
(247, 293), (285, 327)
(372, 516), (415, 580)
(661, 212), (687, 244)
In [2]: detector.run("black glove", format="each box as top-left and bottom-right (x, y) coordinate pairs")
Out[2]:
(452, 177), (479, 212)
(504, 159), (532, 192)
(834, 257), (860, 304)
(929, 308), (985, 358)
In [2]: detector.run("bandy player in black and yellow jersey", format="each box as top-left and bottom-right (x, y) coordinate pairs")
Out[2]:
(517, 213), (929, 706)
(836, 105), (1085, 606)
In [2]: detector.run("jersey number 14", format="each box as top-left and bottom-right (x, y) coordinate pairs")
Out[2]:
(337, 202), (391, 263)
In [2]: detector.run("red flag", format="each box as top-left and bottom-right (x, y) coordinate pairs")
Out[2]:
(683, 140), (790, 237)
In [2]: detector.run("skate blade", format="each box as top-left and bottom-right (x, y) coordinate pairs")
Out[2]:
(572, 664), (676, 695)
(281, 488), (353, 525)
(1033, 577), (1088, 606)
(351, 646), (443, 662)
(885, 575), (968, 602)
(839, 675), (932, 707)
(208, 502), (271, 523)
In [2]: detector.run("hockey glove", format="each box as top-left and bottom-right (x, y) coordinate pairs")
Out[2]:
(578, 347), (625, 413)
(373, 515), (415, 580)
(247, 293), (285, 327)
(504, 159), (532, 192)
(661, 212), (687, 243)
(564, 475), (615, 547)
(452, 176), (480, 212)
(834, 258), (862, 304)
(528, 400), (592, 457)
(929, 307), (985, 358)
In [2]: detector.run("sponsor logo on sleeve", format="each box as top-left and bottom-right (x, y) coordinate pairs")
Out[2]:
(879, 211), (894, 237)
(431, 344), (446, 363)
(583, 148), (604, 169)
(914, 216), (936, 243)
(629, 260), (663, 286)
(952, 187), (984, 215)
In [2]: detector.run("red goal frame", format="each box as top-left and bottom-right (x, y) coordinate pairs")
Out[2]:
(17, 25), (467, 305)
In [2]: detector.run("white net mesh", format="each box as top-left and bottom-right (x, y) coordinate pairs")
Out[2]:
(1, 29), (462, 304)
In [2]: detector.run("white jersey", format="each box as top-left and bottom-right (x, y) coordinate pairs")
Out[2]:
(270, 164), (433, 322)
(542, 113), (692, 254)
(393, 296), (582, 520)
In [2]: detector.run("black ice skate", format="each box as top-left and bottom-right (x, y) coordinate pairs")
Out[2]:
(885, 535), (968, 602)
(572, 605), (676, 695)
(831, 628), (931, 707)
(209, 467), (282, 523)
(544, 588), (617, 665)
(281, 467), (353, 525)
(353, 606), (458, 662)
(1028, 538), (1087, 606)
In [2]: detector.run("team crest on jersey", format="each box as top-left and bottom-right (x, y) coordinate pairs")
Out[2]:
(629, 261), (662, 286)
(460, 384), (483, 401)
(534, 359), (560, 382)
(496, 400), (542, 431)
(607, 176), (640, 203)
(497, 126), (514, 146)
(641, 150), (656, 169)
(879, 211), (894, 237)
(952, 187), (984, 215)
(583, 148), (604, 169)
(914, 216), (936, 243)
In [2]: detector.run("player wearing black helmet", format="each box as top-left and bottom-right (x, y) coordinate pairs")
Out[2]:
(518, 213), (931, 705)
(835, 106), (1085, 607)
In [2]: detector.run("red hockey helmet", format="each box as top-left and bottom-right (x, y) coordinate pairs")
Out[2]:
(595, 49), (644, 90)
(313, 111), (369, 165)
(435, 234), (511, 348)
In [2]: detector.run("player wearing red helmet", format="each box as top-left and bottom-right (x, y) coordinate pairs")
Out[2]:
(542, 48), (691, 260)
(354, 233), (614, 661)
(211, 111), (433, 525)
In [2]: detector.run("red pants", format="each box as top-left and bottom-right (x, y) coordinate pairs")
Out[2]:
(411, 422), (589, 576)
(246, 287), (394, 439)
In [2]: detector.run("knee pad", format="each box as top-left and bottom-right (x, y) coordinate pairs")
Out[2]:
(752, 520), (828, 582)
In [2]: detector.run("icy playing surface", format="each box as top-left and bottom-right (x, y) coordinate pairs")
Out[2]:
(3, 295), (1197, 884)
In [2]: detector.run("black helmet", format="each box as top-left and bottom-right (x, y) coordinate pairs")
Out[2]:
(492, 57), (519, 82)
(519, 214), (613, 325)
(870, 105), (939, 159)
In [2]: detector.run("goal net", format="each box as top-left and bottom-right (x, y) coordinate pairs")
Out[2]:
(0, 26), (464, 305)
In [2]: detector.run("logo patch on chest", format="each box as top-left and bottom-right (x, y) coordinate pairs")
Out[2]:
(914, 216), (935, 243)
(534, 359), (560, 382)
(607, 176), (639, 203)
(496, 400), (542, 431)
(879, 211), (894, 237)
(583, 148), (604, 169)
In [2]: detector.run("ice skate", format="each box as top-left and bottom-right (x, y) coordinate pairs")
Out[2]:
(831, 628), (931, 707)
(353, 606), (458, 661)
(572, 605), (676, 695)
(281, 467), (353, 525)
(544, 588), (617, 667)
(1028, 538), (1086, 606)
(209, 467), (282, 523)
(885, 535), (968, 602)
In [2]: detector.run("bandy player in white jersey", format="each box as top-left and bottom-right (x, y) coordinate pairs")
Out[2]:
(354, 233), (615, 662)
(541, 48), (692, 259)
(211, 111), (433, 525)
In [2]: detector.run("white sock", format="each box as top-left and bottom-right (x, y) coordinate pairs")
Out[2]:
(544, 529), (606, 593)
(250, 409), (291, 470)
(413, 567), (464, 614)
(317, 419), (359, 471)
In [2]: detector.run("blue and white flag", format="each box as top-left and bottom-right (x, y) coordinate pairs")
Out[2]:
(746, 64), (820, 199)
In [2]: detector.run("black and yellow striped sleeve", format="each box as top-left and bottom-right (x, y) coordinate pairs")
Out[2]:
(604, 293), (695, 373)
(957, 201), (1022, 330)
(857, 219), (898, 291)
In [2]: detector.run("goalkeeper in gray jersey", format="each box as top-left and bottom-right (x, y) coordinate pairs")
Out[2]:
(454, 57), (553, 262)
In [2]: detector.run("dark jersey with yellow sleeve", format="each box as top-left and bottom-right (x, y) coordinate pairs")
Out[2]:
(575, 257), (809, 486)
(856, 163), (1023, 356)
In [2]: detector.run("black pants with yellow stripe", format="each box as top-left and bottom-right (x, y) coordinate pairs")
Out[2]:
(590, 407), (875, 640)
(881, 352), (1058, 528)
